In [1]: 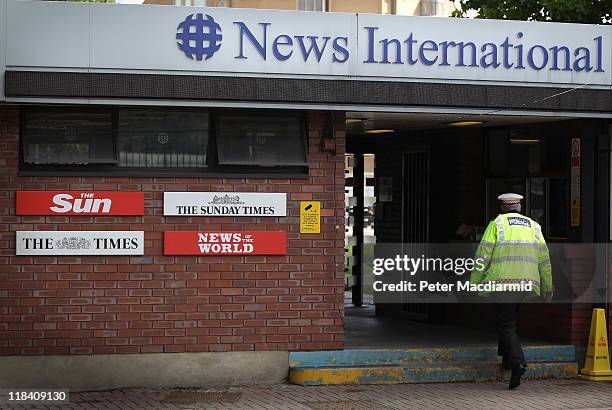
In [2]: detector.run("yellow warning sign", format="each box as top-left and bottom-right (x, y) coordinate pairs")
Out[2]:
(300, 201), (320, 234)
(580, 308), (612, 381)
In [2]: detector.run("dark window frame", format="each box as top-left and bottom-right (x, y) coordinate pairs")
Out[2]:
(19, 106), (309, 178)
(485, 124), (571, 178)
(214, 110), (309, 168)
(117, 109), (211, 169)
(21, 106), (118, 166)
(484, 123), (571, 241)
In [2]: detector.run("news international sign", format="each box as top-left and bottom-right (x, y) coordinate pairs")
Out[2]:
(16, 191), (145, 216)
(4, 2), (611, 89)
(173, 12), (607, 82)
(16, 231), (145, 256)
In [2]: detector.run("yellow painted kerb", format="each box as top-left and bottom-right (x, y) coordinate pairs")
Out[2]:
(290, 367), (403, 385)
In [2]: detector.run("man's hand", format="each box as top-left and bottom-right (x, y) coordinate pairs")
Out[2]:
(543, 292), (553, 303)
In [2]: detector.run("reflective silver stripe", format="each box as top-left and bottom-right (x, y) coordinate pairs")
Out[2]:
(495, 216), (505, 241)
(534, 225), (542, 243)
(539, 259), (551, 267)
(490, 256), (538, 264)
(494, 240), (539, 249)
(479, 241), (495, 248)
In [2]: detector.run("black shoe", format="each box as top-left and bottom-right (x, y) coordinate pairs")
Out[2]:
(509, 365), (526, 390)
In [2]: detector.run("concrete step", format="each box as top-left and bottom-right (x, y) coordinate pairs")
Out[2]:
(289, 361), (578, 385)
(289, 345), (576, 368)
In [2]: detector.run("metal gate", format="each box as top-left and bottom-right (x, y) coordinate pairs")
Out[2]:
(401, 150), (431, 320)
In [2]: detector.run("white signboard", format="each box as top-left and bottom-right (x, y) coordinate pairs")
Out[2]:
(16, 231), (145, 256)
(3, 1), (611, 89)
(356, 14), (610, 87)
(164, 192), (286, 216)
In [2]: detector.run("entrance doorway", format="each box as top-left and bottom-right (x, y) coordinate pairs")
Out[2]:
(343, 111), (600, 349)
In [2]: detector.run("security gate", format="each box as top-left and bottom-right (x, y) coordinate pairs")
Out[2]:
(401, 150), (431, 320)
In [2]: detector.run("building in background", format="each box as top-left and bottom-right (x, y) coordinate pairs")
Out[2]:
(143, 0), (454, 17)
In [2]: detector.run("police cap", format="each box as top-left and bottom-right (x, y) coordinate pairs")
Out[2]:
(497, 193), (523, 204)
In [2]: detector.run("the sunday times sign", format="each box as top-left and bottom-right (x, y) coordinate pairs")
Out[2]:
(164, 192), (286, 216)
(16, 231), (145, 256)
(5, 2), (611, 89)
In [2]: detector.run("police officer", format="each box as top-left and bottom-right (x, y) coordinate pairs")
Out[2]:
(470, 193), (553, 390)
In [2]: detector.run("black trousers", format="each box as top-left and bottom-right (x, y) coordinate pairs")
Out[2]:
(494, 302), (527, 368)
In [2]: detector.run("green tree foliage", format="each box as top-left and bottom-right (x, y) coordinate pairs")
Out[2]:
(452, 0), (612, 24)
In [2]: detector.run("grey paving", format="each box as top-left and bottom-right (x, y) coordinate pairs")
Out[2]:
(5, 379), (612, 409)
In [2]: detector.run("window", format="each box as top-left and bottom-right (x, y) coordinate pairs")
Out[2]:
(298, 0), (325, 12)
(118, 110), (208, 168)
(23, 110), (115, 165)
(485, 125), (570, 240)
(547, 178), (569, 238)
(174, 0), (207, 6)
(487, 129), (569, 176)
(21, 107), (308, 176)
(420, 0), (444, 16)
(216, 113), (307, 167)
(432, 0), (444, 15)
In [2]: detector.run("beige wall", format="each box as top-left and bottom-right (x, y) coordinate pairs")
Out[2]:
(222, 0), (297, 10)
(397, 0), (454, 16)
(396, 0), (419, 15)
(328, 0), (382, 13)
(145, 0), (296, 8)
(144, 0), (174, 4)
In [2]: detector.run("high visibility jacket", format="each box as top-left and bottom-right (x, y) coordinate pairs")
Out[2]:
(470, 212), (553, 296)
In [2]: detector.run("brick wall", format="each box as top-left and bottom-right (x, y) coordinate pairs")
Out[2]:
(0, 106), (346, 355)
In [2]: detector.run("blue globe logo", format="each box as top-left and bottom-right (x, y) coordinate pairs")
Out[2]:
(176, 13), (222, 61)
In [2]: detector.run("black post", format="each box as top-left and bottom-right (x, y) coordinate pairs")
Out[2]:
(352, 153), (364, 307)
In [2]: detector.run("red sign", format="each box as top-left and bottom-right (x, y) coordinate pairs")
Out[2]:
(571, 138), (580, 157)
(164, 231), (287, 256)
(16, 191), (145, 215)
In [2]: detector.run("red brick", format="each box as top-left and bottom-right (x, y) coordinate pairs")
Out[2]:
(0, 107), (345, 355)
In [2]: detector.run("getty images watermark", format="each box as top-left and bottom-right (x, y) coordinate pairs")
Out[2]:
(372, 254), (534, 294)
(362, 243), (610, 304)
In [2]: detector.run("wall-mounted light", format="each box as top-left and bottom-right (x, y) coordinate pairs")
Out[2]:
(365, 129), (395, 134)
(447, 121), (483, 127)
(345, 118), (364, 124)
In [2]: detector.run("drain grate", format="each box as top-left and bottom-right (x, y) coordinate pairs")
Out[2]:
(303, 399), (395, 410)
(161, 390), (241, 403)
